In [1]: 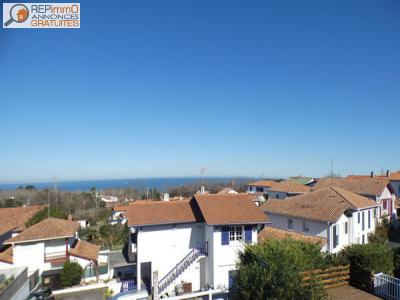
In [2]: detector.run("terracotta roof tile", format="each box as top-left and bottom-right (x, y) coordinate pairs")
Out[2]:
(268, 180), (310, 194)
(262, 187), (378, 223)
(194, 194), (269, 225)
(125, 200), (199, 226)
(69, 240), (99, 262)
(247, 180), (276, 187)
(0, 205), (45, 235)
(312, 178), (390, 197)
(258, 226), (327, 247)
(5, 218), (79, 244)
(0, 246), (13, 264)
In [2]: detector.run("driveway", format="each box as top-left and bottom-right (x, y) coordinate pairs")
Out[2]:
(327, 285), (380, 300)
(54, 287), (106, 300)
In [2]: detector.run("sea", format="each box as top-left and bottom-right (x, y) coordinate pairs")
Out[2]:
(0, 177), (253, 192)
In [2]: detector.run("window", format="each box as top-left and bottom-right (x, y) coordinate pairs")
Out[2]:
(362, 234), (365, 244)
(368, 210), (371, 229)
(256, 187), (263, 192)
(373, 208), (376, 219)
(345, 222), (348, 234)
(362, 211), (365, 231)
(302, 221), (309, 234)
(358, 212), (360, 224)
(333, 225), (339, 248)
(288, 219), (293, 230)
(229, 226), (242, 241)
(276, 194), (280, 199)
(383, 199), (387, 210)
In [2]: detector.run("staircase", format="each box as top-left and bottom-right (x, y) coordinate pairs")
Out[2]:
(158, 241), (208, 293)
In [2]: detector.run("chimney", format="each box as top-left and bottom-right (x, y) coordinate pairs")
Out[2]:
(386, 170), (390, 177)
(200, 186), (205, 195)
(163, 193), (170, 201)
(370, 171), (374, 178)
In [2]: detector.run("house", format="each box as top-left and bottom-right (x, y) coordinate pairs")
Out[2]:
(122, 194), (269, 297)
(267, 180), (310, 200)
(262, 187), (379, 253)
(313, 177), (397, 220)
(0, 218), (103, 289)
(0, 205), (45, 247)
(247, 180), (276, 195)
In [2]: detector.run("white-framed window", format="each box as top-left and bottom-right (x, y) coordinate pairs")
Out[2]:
(344, 222), (348, 234)
(302, 221), (309, 234)
(288, 219), (293, 230)
(358, 212), (360, 224)
(229, 226), (242, 241)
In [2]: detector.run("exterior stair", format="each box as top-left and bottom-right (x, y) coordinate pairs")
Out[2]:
(158, 241), (208, 293)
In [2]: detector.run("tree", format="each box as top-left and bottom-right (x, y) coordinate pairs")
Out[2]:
(60, 261), (83, 287)
(25, 185), (36, 190)
(232, 239), (326, 300)
(25, 208), (67, 228)
(368, 219), (390, 244)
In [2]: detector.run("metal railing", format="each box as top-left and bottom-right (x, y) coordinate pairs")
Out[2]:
(374, 272), (400, 300)
(158, 242), (208, 293)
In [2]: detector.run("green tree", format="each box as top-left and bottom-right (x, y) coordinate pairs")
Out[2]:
(232, 239), (326, 300)
(60, 261), (83, 287)
(25, 208), (67, 228)
(368, 219), (390, 244)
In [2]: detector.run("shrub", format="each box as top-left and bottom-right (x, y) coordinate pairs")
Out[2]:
(341, 243), (393, 291)
(25, 208), (67, 228)
(60, 261), (83, 287)
(368, 219), (390, 244)
(393, 248), (400, 278)
(231, 239), (326, 300)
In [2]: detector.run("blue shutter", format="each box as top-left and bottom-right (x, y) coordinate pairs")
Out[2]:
(221, 226), (229, 245)
(245, 226), (252, 243)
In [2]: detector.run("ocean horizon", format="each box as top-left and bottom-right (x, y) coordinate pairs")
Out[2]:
(0, 177), (254, 192)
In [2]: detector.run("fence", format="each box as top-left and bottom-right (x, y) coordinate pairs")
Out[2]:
(374, 273), (400, 300)
(301, 265), (350, 289)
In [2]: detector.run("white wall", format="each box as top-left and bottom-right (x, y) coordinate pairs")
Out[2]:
(267, 191), (287, 200)
(266, 208), (377, 254)
(136, 223), (204, 291)
(210, 226), (257, 290)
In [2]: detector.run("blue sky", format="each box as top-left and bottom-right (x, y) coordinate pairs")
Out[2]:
(1, 0), (400, 183)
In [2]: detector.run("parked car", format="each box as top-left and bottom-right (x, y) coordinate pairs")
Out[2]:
(27, 287), (54, 300)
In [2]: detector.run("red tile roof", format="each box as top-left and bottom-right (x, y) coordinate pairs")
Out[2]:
(5, 218), (79, 244)
(312, 178), (391, 197)
(123, 194), (269, 226)
(194, 194), (269, 225)
(268, 180), (310, 194)
(262, 187), (378, 223)
(69, 240), (100, 262)
(258, 227), (327, 247)
(0, 205), (45, 236)
(124, 200), (199, 226)
(247, 180), (276, 187)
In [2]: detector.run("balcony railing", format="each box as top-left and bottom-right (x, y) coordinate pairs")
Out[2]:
(44, 251), (67, 263)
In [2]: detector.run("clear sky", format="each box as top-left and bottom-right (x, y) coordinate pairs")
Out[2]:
(1, 0), (400, 183)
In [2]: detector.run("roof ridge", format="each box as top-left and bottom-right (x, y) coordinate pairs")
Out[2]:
(330, 186), (358, 209)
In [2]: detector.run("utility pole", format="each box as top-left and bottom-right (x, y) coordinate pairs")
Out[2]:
(330, 159), (334, 178)
(54, 177), (58, 208)
(47, 185), (51, 218)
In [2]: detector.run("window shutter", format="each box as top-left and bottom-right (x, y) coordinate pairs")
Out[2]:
(245, 226), (252, 243)
(221, 226), (229, 245)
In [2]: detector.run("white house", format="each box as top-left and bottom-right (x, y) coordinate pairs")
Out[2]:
(267, 180), (310, 200)
(314, 177), (397, 220)
(247, 180), (276, 194)
(262, 187), (379, 253)
(0, 218), (102, 288)
(122, 194), (269, 298)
